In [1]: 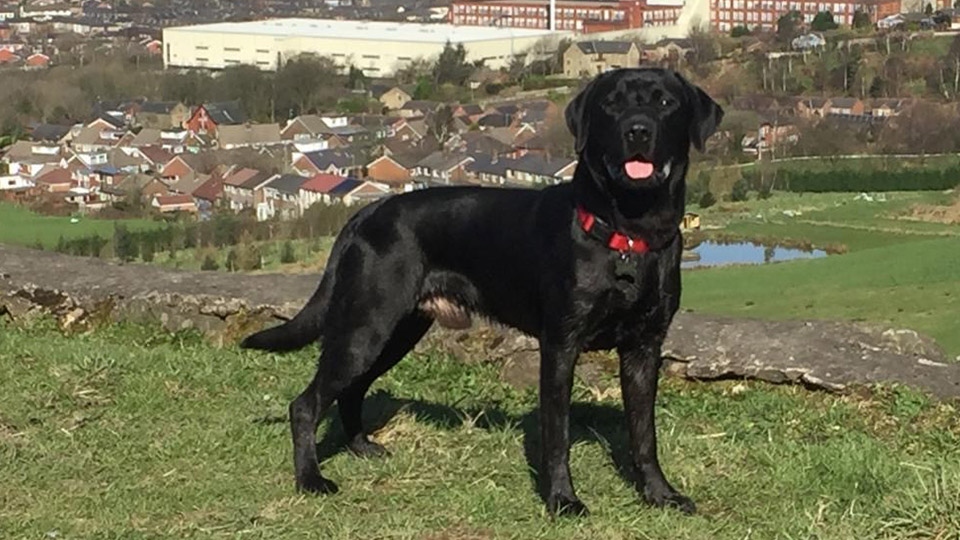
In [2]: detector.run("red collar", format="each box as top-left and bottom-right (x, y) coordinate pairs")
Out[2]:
(576, 205), (649, 255)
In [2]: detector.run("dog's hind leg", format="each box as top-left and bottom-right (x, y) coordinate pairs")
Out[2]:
(288, 322), (403, 494)
(338, 313), (433, 458)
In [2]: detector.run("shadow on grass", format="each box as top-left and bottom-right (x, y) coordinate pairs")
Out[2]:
(291, 390), (640, 502)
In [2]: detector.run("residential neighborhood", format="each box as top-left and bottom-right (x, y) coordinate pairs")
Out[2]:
(0, 94), (578, 223)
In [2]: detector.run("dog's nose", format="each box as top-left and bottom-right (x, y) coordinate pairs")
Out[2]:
(626, 123), (652, 143)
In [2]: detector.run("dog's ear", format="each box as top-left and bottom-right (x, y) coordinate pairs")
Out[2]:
(565, 79), (596, 155)
(677, 72), (724, 152)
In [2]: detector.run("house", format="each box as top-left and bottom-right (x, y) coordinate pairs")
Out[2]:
(796, 98), (832, 118)
(28, 123), (71, 144)
(152, 193), (197, 213)
(298, 173), (348, 211)
(217, 122), (284, 150)
(261, 173), (309, 220)
(160, 154), (203, 183)
(365, 154), (415, 188)
(646, 38), (694, 65)
(0, 174), (33, 191)
(116, 174), (170, 202)
(24, 53), (50, 69)
(413, 152), (474, 185)
(378, 87), (413, 111)
(281, 114), (335, 141)
(564, 41), (642, 78)
(293, 149), (362, 177)
(791, 33), (826, 51)
(465, 154), (511, 185)
(222, 168), (275, 212)
(137, 145), (175, 171)
(328, 179), (391, 206)
(828, 98), (865, 117)
(504, 154), (577, 185)
(183, 101), (247, 136)
(398, 100), (439, 119)
(0, 48), (19, 64)
(34, 168), (74, 192)
(193, 172), (225, 217)
(70, 124), (129, 153)
(136, 101), (190, 129)
(128, 128), (162, 148)
(869, 98), (905, 118)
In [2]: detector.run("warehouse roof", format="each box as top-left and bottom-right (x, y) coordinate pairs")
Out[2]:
(165, 18), (564, 44)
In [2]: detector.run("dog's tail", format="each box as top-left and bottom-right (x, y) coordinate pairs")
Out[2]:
(240, 275), (332, 353)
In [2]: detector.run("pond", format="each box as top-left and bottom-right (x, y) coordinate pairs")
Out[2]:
(681, 241), (828, 269)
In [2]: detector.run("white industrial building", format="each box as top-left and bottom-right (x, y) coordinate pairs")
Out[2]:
(161, 18), (569, 76)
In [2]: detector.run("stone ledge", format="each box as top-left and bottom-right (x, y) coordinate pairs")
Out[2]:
(2, 243), (958, 399)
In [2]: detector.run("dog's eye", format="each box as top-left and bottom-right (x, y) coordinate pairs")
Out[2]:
(659, 97), (674, 108)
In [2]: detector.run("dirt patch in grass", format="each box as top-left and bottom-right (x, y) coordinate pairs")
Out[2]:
(904, 194), (960, 224)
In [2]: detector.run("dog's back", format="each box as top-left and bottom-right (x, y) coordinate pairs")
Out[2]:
(241, 184), (572, 352)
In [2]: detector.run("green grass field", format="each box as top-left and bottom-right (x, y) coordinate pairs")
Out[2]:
(1, 320), (958, 539)
(0, 203), (160, 249)
(685, 191), (960, 357)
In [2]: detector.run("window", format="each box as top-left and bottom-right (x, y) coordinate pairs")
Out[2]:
(195, 57), (208, 62)
(225, 59), (240, 64)
(224, 47), (240, 52)
(195, 45), (208, 50)
(362, 54), (379, 59)
(256, 49), (269, 54)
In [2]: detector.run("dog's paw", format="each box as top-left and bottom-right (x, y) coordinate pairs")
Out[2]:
(643, 486), (696, 514)
(297, 474), (340, 495)
(348, 437), (390, 459)
(546, 493), (590, 518)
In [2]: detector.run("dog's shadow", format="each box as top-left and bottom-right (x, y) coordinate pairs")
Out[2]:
(306, 390), (638, 497)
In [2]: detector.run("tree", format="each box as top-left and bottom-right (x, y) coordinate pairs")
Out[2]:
(852, 10), (872, 29)
(280, 240), (296, 264)
(347, 65), (369, 91)
(687, 24), (719, 70)
(777, 11), (803, 44)
(426, 105), (456, 147)
(225, 249), (238, 272)
(811, 11), (839, 32)
(433, 41), (474, 87)
(215, 65), (273, 121)
(731, 25), (752, 38)
(140, 238), (155, 262)
(730, 178), (749, 202)
(412, 75), (435, 101)
(236, 231), (262, 271)
(925, 2), (934, 15)
(113, 223), (137, 262)
(275, 55), (340, 116)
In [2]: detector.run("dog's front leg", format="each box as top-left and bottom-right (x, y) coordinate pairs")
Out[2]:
(538, 334), (589, 517)
(618, 339), (695, 514)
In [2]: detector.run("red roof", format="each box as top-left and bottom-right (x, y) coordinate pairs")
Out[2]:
(193, 175), (224, 202)
(154, 194), (195, 206)
(300, 173), (346, 194)
(139, 145), (174, 166)
(35, 168), (73, 185)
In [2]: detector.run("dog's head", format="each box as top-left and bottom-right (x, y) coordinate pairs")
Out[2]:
(565, 68), (723, 190)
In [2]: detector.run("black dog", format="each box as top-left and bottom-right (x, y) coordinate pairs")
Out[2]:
(241, 68), (722, 517)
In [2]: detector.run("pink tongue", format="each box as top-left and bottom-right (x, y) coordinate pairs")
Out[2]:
(625, 160), (654, 180)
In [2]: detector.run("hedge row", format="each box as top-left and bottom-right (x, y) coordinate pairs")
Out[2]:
(776, 166), (960, 192)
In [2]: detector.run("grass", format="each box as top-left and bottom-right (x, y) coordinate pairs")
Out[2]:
(1, 320), (958, 539)
(683, 235), (960, 358)
(696, 191), (959, 252)
(0, 202), (160, 249)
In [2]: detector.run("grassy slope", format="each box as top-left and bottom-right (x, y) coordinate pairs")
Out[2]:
(0, 203), (160, 249)
(1, 321), (959, 539)
(683, 235), (960, 357)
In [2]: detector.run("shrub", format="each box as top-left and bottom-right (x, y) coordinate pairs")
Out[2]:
(699, 191), (717, 208)
(280, 240), (296, 264)
(779, 166), (960, 192)
(201, 254), (219, 271)
(730, 178), (749, 202)
(224, 249), (238, 272)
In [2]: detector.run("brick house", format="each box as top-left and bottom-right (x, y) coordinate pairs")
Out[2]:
(183, 101), (247, 137)
(292, 149), (363, 177)
(298, 173), (348, 211)
(828, 97), (866, 117)
(152, 193), (198, 213)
